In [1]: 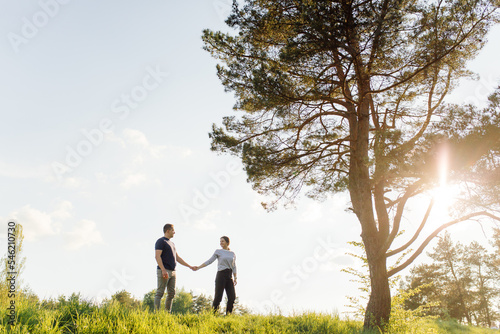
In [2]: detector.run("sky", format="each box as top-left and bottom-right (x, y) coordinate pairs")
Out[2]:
(1, 0), (499, 316)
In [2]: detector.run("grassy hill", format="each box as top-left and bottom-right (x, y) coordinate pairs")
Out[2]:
(1, 296), (499, 334)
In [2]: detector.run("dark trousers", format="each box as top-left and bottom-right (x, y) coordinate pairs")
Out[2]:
(213, 269), (236, 314)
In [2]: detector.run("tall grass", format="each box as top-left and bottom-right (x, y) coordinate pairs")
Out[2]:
(1, 294), (498, 333)
(1, 299), (364, 334)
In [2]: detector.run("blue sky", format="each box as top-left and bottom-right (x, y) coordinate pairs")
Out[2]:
(1, 0), (499, 316)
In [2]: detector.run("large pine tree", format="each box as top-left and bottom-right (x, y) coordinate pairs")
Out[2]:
(202, 0), (500, 328)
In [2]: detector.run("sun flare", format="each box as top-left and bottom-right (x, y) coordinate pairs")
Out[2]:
(430, 142), (457, 223)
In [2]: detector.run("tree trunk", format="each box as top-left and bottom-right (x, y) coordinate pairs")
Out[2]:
(364, 243), (391, 330)
(346, 74), (392, 329)
(484, 293), (492, 327)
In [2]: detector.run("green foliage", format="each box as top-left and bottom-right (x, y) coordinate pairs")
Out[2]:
(492, 227), (500, 269)
(343, 240), (410, 320)
(203, 0), (499, 208)
(142, 289), (155, 311)
(109, 290), (141, 310)
(0, 223), (26, 294)
(342, 241), (371, 320)
(232, 297), (252, 316)
(191, 293), (212, 314)
(0, 292), (98, 333)
(385, 286), (439, 333)
(401, 232), (500, 327)
(142, 288), (196, 314)
(171, 289), (194, 314)
(431, 94), (500, 216)
(141, 288), (249, 315)
(55, 293), (97, 333)
(1, 293), (499, 333)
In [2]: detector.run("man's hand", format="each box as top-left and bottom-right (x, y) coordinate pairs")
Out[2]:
(162, 269), (169, 279)
(192, 266), (199, 271)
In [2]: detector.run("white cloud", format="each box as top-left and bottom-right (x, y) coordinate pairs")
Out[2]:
(123, 128), (149, 147)
(5, 201), (73, 241)
(105, 128), (173, 159)
(44, 163), (88, 189)
(319, 253), (354, 272)
(61, 176), (87, 189)
(2, 201), (103, 250)
(48, 128), (192, 190)
(120, 173), (147, 189)
(8, 206), (55, 241)
(104, 131), (127, 147)
(51, 200), (74, 220)
(95, 172), (108, 183)
(122, 128), (166, 158)
(112, 129), (177, 188)
(65, 219), (103, 250)
(299, 202), (323, 223)
(0, 161), (45, 179)
(121, 128), (194, 160)
(192, 210), (220, 230)
(131, 155), (144, 166)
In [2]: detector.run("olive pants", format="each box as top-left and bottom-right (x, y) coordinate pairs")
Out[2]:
(154, 269), (176, 312)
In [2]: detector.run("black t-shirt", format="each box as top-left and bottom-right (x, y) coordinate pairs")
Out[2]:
(155, 237), (177, 270)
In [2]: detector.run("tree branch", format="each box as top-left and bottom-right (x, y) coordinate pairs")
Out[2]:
(387, 211), (500, 277)
(382, 182), (426, 255)
(386, 198), (434, 258)
(368, 7), (496, 96)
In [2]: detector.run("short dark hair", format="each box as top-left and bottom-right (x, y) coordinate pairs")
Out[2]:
(221, 236), (230, 244)
(163, 224), (174, 233)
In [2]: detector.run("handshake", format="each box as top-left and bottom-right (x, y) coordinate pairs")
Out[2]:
(190, 266), (200, 271)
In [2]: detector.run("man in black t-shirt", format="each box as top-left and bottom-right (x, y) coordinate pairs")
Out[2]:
(154, 223), (194, 311)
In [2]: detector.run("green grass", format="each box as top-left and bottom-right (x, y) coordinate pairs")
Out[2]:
(416, 319), (499, 334)
(1, 297), (498, 333)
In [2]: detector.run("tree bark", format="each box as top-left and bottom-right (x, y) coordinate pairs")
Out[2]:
(346, 71), (393, 328)
(363, 237), (391, 329)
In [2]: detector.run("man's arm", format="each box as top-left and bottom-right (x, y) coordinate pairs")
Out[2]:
(176, 254), (194, 270)
(193, 252), (217, 271)
(155, 249), (169, 278)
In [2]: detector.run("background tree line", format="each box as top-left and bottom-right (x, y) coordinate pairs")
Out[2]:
(27, 289), (250, 316)
(401, 228), (500, 328)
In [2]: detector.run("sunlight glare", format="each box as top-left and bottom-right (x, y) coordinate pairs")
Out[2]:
(431, 143), (455, 224)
